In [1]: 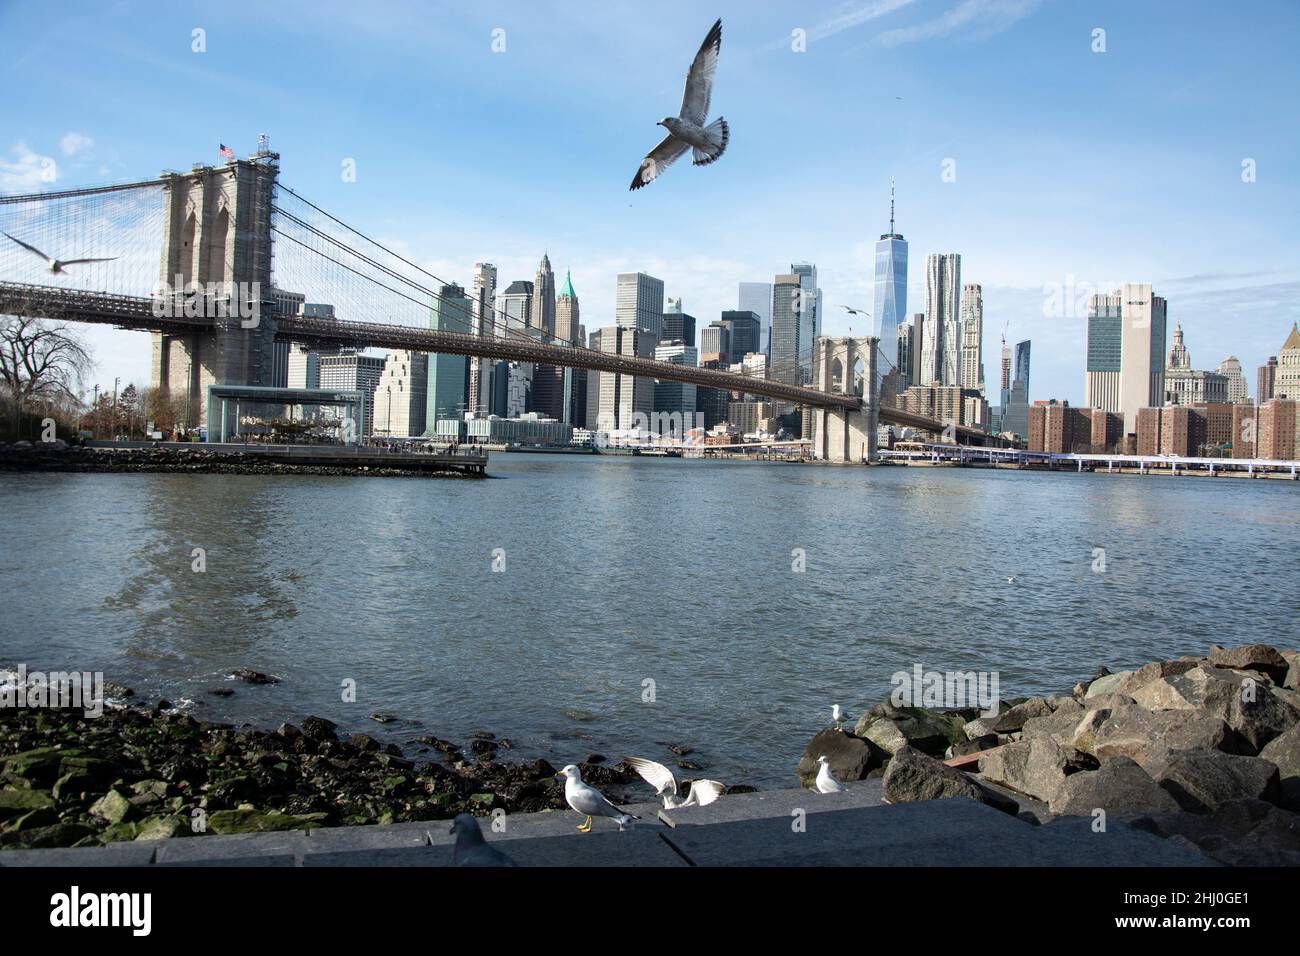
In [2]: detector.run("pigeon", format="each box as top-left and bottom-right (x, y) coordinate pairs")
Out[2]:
(556, 764), (639, 832)
(625, 756), (726, 809)
(815, 755), (847, 794)
(630, 18), (729, 190)
(447, 813), (517, 867)
(831, 704), (854, 732)
(1, 231), (117, 274)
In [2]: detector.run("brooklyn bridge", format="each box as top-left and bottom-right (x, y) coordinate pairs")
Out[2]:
(0, 149), (995, 461)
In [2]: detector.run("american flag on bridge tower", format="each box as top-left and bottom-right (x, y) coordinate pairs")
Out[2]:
(218, 144), (235, 160)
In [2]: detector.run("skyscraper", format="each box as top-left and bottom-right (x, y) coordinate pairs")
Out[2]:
(533, 254), (556, 338)
(1085, 284), (1168, 434)
(1276, 323), (1300, 400)
(921, 253), (961, 386)
(872, 182), (907, 388)
(720, 310), (761, 359)
(555, 270), (580, 345)
(468, 262), (497, 418)
(1002, 340), (1031, 438)
(616, 272), (665, 341)
(896, 322), (914, 390)
(700, 321), (730, 364)
(1216, 356), (1250, 404)
(372, 350), (427, 438)
(498, 280), (533, 333)
(790, 262), (822, 382)
(592, 324), (655, 430)
(738, 282), (773, 357)
(654, 341), (698, 438)
(1258, 356), (1278, 403)
(1085, 291), (1123, 414)
(319, 352), (385, 437)
(426, 283), (472, 430)
(959, 283), (984, 393)
(662, 309), (696, 347)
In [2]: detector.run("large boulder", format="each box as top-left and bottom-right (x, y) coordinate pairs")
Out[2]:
(1084, 672), (1133, 699)
(796, 729), (883, 786)
(1049, 756), (1181, 817)
(1208, 644), (1290, 685)
(882, 745), (1018, 815)
(1259, 723), (1300, 811)
(1128, 664), (1299, 752)
(977, 737), (1097, 803)
(1116, 659), (1201, 696)
(1022, 702), (1121, 755)
(1282, 650), (1298, 691)
(1146, 750), (1281, 813)
(1131, 798), (1300, 866)
(1092, 704), (1240, 767)
(854, 704), (966, 758)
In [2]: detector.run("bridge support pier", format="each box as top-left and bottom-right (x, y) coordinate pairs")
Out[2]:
(807, 336), (879, 463)
(151, 159), (279, 430)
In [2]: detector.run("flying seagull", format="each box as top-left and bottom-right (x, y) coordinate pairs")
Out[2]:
(831, 704), (854, 732)
(815, 755), (847, 794)
(447, 813), (517, 867)
(556, 764), (639, 832)
(2, 231), (117, 274)
(625, 756), (726, 809)
(630, 18), (729, 190)
(840, 305), (870, 317)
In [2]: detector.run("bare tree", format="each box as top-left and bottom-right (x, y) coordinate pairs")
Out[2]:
(0, 316), (93, 439)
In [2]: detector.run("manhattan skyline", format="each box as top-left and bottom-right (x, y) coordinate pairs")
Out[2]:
(1, 0), (1296, 404)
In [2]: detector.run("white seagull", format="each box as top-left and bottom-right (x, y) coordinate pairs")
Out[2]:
(630, 18), (729, 190)
(839, 305), (870, 318)
(2, 231), (117, 274)
(625, 756), (726, 809)
(831, 704), (854, 732)
(556, 764), (639, 832)
(815, 755), (847, 794)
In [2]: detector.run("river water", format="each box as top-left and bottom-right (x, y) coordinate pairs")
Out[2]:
(2, 455), (1297, 788)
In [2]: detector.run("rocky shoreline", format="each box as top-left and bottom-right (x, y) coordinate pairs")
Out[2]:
(800, 643), (1300, 865)
(0, 691), (647, 850)
(0, 441), (483, 478)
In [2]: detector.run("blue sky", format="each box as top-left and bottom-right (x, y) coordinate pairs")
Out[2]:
(2, 0), (1297, 402)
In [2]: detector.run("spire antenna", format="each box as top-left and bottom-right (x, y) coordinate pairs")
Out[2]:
(889, 177), (896, 235)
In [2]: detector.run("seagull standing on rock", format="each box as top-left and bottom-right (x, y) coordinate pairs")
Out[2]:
(831, 704), (854, 732)
(625, 756), (726, 809)
(447, 813), (517, 867)
(815, 755), (848, 794)
(556, 764), (639, 832)
(629, 18), (729, 190)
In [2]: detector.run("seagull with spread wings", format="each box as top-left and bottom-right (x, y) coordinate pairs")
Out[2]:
(630, 18), (729, 190)
(625, 756), (726, 809)
(2, 231), (117, 274)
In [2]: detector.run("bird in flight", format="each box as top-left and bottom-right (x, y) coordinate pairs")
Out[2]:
(630, 18), (729, 190)
(840, 305), (870, 317)
(624, 756), (726, 809)
(2, 231), (117, 274)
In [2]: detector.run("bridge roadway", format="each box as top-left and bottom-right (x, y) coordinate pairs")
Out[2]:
(0, 280), (990, 441)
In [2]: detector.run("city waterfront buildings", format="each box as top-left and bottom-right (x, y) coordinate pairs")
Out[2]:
(1164, 323), (1228, 406)
(591, 324), (655, 431)
(653, 341), (699, 439)
(616, 272), (665, 341)
(1258, 355), (1278, 403)
(720, 310), (761, 360)
(1001, 340), (1031, 438)
(555, 270), (580, 345)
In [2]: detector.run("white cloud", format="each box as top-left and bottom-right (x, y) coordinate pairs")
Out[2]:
(760, 0), (917, 51)
(877, 0), (1041, 47)
(0, 142), (58, 193)
(60, 132), (94, 158)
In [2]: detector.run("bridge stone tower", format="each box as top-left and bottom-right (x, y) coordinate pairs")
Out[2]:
(151, 156), (279, 429)
(808, 336), (879, 463)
